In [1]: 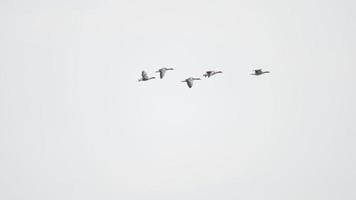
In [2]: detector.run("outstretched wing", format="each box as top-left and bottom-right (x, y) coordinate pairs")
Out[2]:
(142, 71), (148, 79)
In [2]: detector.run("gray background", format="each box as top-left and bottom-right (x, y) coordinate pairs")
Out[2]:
(1, 0), (355, 199)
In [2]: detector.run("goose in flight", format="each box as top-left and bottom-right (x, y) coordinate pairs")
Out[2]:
(156, 67), (174, 79)
(251, 69), (270, 76)
(181, 77), (201, 88)
(203, 70), (223, 78)
(138, 71), (155, 81)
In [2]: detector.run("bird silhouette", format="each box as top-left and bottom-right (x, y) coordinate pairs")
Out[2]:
(203, 70), (223, 78)
(251, 69), (270, 76)
(181, 77), (201, 88)
(138, 71), (155, 81)
(156, 67), (174, 79)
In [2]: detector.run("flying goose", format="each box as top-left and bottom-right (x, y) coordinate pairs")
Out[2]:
(251, 69), (270, 76)
(181, 77), (201, 88)
(138, 70), (155, 81)
(156, 67), (174, 79)
(203, 70), (223, 78)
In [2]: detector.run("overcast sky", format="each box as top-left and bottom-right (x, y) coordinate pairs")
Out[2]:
(1, 0), (355, 199)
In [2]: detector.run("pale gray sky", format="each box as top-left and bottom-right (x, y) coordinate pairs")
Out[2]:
(1, 0), (356, 199)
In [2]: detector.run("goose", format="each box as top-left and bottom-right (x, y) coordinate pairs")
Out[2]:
(203, 70), (223, 78)
(138, 71), (155, 81)
(251, 69), (270, 76)
(156, 67), (174, 79)
(181, 77), (201, 88)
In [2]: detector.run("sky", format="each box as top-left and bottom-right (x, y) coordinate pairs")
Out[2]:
(0, 0), (356, 199)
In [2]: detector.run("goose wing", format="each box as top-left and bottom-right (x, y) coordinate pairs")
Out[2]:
(255, 69), (262, 74)
(142, 71), (149, 79)
(207, 71), (213, 77)
(159, 70), (166, 79)
(187, 79), (193, 88)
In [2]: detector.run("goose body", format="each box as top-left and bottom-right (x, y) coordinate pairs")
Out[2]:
(138, 71), (155, 81)
(203, 70), (223, 78)
(251, 69), (270, 76)
(156, 67), (174, 79)
(182, 77), (201, 88)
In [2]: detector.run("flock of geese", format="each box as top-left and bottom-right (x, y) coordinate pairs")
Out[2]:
(138, 68), (270, 88)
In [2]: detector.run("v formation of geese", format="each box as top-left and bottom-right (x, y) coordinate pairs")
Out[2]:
(139, 68), (270, 88)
